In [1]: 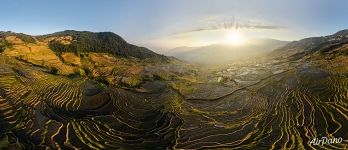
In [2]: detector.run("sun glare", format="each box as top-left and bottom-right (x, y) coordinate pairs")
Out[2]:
(224, 30), (246, 45)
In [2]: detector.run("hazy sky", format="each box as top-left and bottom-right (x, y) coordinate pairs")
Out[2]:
(1, 0), (348, 51)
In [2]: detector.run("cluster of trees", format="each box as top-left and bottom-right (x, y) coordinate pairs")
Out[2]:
(42, 30), (166, 59)
(0, 39), (11, 52)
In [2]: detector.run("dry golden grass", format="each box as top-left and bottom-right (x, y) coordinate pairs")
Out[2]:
(44, 36), (73, 45)
(2, 36), (196, 88)
(3, 36), (78, 75)
(5, 36), (25, 45)
(61, 52), (81, 66)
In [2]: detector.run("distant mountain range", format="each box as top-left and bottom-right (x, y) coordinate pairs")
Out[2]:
(272, 29), (348, 59)
(166, 29), (348, 64)
(166, 39), (289, 64)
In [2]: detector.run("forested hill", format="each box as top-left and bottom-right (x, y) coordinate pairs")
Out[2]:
(38, 30), (167, 59)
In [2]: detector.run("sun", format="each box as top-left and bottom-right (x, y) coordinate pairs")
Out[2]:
(223, 30), (246, 45)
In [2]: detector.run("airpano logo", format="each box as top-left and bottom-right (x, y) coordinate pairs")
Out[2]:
(309, 137), (343, 146)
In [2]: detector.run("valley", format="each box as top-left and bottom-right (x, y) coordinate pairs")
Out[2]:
(0, 30), (347, 149)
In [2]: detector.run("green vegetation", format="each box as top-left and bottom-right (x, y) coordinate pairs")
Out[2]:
(163, 94), (183, 112)
(0, 39), (12, 52)
(40, 30), (167, 59)
(170, 80), (197, 94)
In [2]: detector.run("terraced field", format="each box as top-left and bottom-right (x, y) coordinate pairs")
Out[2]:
(0, 54), (347, 149)
(174, 62), (348, 149)
(0, 56), (182, 149)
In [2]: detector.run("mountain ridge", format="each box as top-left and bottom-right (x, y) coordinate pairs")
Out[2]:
(1, 30), (167, 60)
(0, 30), (189, 87)
(167, 38), (289, 64)
(272, 29), (348, 59)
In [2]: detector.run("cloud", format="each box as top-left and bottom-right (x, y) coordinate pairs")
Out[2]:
(145, 16), (292, 51)
(171, 16), (285, 35)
